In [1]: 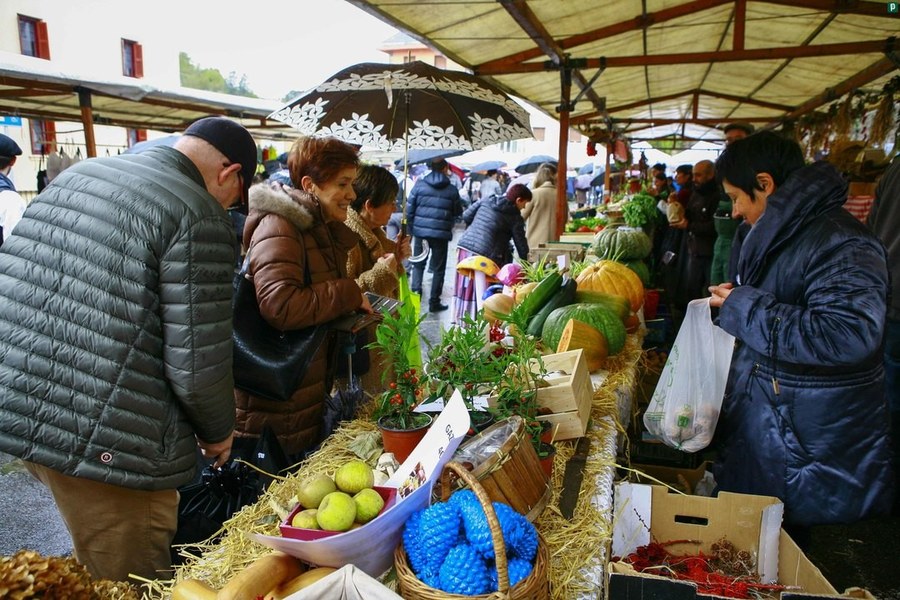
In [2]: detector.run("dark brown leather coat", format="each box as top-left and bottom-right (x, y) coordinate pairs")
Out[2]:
(235, 184), (362, 456)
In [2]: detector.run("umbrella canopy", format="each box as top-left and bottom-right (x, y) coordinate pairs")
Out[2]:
(269, 61), (532, 153)
(577, 163), (595, 175)
(396, 148), (466, 167)
(515, 154), (557, 174)
(470, 160), (507, 173)
(123, 134), (180, 154)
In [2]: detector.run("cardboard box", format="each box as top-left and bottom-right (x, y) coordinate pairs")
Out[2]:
(629, 461), (709, 494)
(534, 349), (593, 440)
(607, 483), (845, 599)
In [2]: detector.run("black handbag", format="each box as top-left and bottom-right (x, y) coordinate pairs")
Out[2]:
(232, 252), (331, 402)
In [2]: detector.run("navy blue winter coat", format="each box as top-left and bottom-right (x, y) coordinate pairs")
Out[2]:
(406, 170), (461, 241)
(714, 161), (894, 526)
(457, 194), (529, 265)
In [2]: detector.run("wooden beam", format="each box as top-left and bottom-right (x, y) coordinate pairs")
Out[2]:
(0, 88), (68, 99)
(758, 0), (896, 17)
(76, 88), (97, 158)
(498, 0), (564, 64)
(733, 0), (746, 51)
(692, 92), (700, 119)
(607, 117), (778, 124)
(476, 0), (731, 73)
(700, 89), (793, 111)
(784, 57), (898, 119)
(477, 39), (891, 74)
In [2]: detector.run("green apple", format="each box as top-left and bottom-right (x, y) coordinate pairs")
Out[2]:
(316, 491), (357, 532)
(334, 460), (374, 494)
(353, 488), (385, 524)
(296, 474), (336, 509)
(290, 508), (319, 529)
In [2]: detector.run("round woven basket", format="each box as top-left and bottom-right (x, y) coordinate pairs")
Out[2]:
(394, 460), (550, 599)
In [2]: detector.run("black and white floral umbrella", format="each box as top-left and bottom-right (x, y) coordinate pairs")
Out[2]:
(268, 61), (532, 152)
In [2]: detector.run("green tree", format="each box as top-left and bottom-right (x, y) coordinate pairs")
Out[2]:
(180, 52), (257, 98)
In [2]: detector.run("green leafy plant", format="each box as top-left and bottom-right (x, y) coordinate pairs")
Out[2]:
(621, 192), (659, 228)
(368, 310), (431, 430)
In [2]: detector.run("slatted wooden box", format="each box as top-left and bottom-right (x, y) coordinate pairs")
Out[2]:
(533, 349), (593, 440)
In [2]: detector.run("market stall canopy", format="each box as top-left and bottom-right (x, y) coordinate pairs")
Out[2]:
(345, 0), (898, 145)
(0, 53), (291, 155)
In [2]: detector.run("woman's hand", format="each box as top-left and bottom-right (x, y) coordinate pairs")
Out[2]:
(396, 233), (412, 262)
(708, 282), (734, 308)
(358, 291), (375, 314)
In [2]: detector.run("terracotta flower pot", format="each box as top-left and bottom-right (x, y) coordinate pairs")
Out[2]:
(537, 442), (556, 479)
(378, 414), (433, 463)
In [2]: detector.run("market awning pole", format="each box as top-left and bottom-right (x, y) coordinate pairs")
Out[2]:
(604, 143), (612, 202)
(400, 91), (411, 237)
(76, 87), (97, 158)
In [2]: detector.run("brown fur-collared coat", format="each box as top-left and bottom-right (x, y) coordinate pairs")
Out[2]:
(234, 184), (362, 456)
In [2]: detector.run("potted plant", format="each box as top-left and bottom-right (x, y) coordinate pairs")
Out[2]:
(425, 313), (509, 435)
(368, 309), (433, 462)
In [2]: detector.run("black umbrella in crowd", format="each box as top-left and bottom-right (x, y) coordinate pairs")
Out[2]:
(515, 154), (557, 174)
(396, 148), (467, 167)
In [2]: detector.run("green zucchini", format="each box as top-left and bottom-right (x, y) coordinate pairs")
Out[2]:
(526, 278), (578, 338)
(517, 270), (563, 323)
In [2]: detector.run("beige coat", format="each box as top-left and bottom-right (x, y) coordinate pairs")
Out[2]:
(522, 181), (557, 249)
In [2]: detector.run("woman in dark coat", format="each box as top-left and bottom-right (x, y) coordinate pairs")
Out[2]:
(452, 183), (531, 323)
(234, 137), (373, 459)
(709, 132), (893, 533)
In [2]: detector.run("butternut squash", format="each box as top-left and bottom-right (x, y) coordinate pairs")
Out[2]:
(171, 579), (217, 600)
(264, 567), (338, 600)
(217, 552), (305, 600)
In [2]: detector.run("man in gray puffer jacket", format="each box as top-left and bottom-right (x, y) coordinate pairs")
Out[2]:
(0, 117), (256, 582)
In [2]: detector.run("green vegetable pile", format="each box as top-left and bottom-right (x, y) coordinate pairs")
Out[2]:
(565, 216), (608, 232)
(621, 192), (659, 228)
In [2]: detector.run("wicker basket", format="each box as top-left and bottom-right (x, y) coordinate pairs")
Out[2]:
(394, 461), (550, 599)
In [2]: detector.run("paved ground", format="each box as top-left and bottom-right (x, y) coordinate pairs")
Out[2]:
(2, 221), (898, 598)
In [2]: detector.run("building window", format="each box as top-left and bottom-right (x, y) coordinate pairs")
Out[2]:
(533, 127), (546, 142)
(434, 56), (447, 69)
(569, 130), (583, 143)
(122, 39), (144, 78)
(30, 120), (57, 155)
(500, 140), (520, 153)
(403, 55), (417, 64)
(18, 15), (51, 59)
(127, 128), (148, 147)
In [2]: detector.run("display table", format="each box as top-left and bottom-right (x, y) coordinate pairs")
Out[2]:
(148, 335), (643, 600)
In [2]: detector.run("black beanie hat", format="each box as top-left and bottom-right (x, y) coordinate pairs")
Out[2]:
(183, 117), (256, 201)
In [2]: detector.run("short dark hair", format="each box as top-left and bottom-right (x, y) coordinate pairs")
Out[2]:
(715, 130), (805, 198)
(675, 164), (693, 176)
(430, 158), (448, 172)
(651, 163), (667, 172)
(723, 122), (755, 136)
(351, 164), (400, 212)
(506, 183), (532, 202)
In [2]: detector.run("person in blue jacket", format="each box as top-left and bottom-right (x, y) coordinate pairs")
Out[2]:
(708, 131), (893, 537)
(407, 158), (462, 312)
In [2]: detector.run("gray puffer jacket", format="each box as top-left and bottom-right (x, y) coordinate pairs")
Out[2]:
(0, 147), (236, 491)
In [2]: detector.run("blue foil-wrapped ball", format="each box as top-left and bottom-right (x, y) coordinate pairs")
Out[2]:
(418, 501), (463, 578)
(455, 493), (537, 562)
(402, 509), (429, 577)
(438, 542), (491, 595)
(507, 556), (534, 587)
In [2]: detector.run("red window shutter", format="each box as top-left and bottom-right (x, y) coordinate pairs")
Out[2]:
(137, 129), (147, 143)
(36, 20), (50, 60)
(133, 42), (143, 78)
(45, 121), (57, 150)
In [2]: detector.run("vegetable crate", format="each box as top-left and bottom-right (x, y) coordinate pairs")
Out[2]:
(608, 484), (848, 600)
(533, 349), (593, 440)
(527, 242), (586, 264)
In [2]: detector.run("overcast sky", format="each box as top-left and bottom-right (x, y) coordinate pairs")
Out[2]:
(165, 1), (399, 101)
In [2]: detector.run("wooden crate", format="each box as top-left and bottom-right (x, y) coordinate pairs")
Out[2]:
(527, 242), (586, 264)
(533, 349), (593, 440)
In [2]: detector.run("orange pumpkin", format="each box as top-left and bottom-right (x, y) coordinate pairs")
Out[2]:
(575, 260), (644, 312)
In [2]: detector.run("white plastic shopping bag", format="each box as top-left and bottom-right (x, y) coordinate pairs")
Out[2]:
(643, 298), (735, 452)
